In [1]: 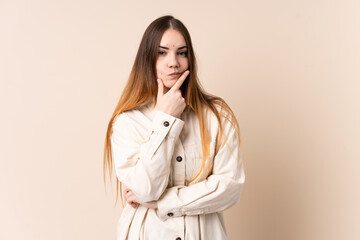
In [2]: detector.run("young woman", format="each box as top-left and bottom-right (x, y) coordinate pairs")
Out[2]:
(104, 15), (245, 240)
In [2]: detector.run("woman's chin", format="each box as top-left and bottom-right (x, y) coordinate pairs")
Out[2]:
(163, 79), (177, 89)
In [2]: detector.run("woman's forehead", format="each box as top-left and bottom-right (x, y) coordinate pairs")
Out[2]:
(159, 29), (187, 48)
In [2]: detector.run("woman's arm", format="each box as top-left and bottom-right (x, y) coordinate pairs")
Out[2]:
(111, 110), (184, 203)
(112, 72), (188, 204)
(155, 117), (245, 221)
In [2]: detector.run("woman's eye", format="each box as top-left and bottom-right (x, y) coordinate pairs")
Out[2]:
(178, 51), (187, 56)
(158, 51), (166, 55)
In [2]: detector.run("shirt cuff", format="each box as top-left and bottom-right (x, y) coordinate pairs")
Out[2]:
(156, 187), (182, 221)
(151, 110), (184, 140)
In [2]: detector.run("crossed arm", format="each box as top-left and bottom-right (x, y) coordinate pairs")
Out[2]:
(111, 109), (245, 221)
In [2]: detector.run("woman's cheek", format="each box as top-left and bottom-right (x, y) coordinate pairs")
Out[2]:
(157, 71), (166, 80)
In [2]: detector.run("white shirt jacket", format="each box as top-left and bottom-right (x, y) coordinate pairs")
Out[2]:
(111, 103), (245, 240)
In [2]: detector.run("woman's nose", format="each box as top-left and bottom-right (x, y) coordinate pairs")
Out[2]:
(167, 53), (179, 68)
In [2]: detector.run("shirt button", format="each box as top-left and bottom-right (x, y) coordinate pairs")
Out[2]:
(167, 212), (174, 217)
(176, 238), (182, 240)
(163, 121), (170, 127)
(176, 156), (182, 162)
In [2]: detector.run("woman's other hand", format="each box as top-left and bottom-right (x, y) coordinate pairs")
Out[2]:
(123, 186), (138, 208)
(156, 70), (189, 118)
(124, 187), (158, 209)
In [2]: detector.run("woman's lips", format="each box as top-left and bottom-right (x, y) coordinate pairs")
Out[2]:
(169, 72), (180, 77)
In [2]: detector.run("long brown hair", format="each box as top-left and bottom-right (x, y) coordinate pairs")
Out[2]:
(103, 15), (241, 205)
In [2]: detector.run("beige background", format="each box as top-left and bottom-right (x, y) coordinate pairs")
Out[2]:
(0, 0), (359, 239)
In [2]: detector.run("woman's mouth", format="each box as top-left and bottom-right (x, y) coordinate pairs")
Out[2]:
(169, 72), (180, 77)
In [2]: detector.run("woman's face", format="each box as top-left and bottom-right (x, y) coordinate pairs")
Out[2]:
(156, 28), (189, 91)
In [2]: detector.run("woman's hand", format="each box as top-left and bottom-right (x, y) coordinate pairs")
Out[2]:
(156, 70), (189, 118)
(123, 186), (138, 208)
(124, 187), (158, 209)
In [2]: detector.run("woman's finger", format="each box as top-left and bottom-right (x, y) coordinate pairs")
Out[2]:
(125, 191), (131, 201)
(127, 194), (135, 203)
(123, 187), (130, 201)
(157, 78), (164, 97)
(170, 70), (189, 92)
(123, 187), (130, 193)
(124, 190), (139, 208)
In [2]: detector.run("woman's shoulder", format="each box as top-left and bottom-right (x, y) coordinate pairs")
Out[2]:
(113, 107), (148, 129)
(111, 107), (153, 142)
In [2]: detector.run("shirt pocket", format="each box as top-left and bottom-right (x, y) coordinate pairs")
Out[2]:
(184, 141), (216, 183)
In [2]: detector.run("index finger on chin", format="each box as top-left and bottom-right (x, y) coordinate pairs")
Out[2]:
(170, 70), (189, 92)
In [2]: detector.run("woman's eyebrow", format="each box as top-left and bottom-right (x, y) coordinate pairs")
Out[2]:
(159, 46), (188, 50)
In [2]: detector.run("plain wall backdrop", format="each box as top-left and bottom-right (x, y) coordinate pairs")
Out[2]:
(0, 0), (359, 239)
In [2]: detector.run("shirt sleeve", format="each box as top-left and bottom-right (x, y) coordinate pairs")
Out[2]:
(111, 110), (184, 203)
(155, 115), (245, 221)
